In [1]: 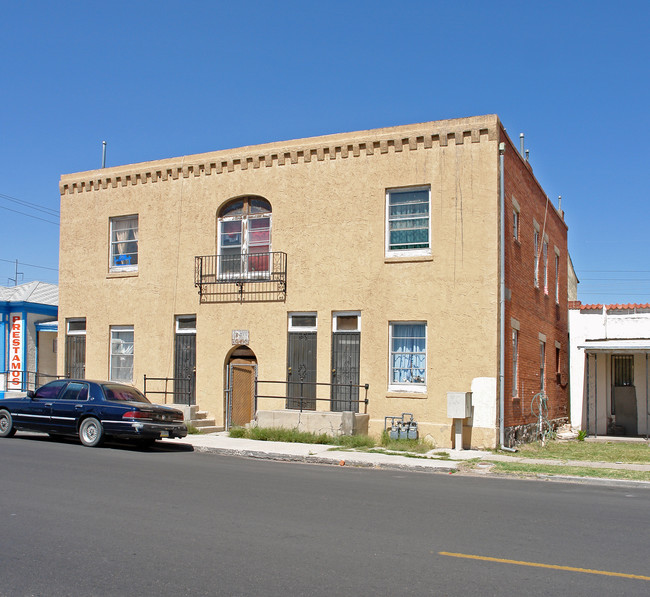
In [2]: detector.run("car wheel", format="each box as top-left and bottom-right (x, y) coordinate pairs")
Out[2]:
(0, 409), (16, 438)
(79, 417), (104, 447)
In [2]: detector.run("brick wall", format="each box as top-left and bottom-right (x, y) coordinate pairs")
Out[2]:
(500, 126), (569, 442)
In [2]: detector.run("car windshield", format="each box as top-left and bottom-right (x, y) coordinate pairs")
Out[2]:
(102, 384), (150, 403)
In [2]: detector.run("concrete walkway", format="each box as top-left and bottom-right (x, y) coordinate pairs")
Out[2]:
(167, 432), (650, 479)
(167, 432), (462, 473)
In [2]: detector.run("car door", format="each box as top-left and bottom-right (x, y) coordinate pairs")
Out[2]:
(50, 382), (90, 434)
(12, 380), (68, 431)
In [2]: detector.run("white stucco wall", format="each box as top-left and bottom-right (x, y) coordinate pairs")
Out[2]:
(569, 307), (650, 435)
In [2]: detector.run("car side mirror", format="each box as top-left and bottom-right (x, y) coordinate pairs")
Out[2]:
(27, 390), (35, 399)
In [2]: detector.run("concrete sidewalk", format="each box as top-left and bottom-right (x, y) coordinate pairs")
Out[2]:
(167, 431), (478, 473)
(167, 432), (650, 478)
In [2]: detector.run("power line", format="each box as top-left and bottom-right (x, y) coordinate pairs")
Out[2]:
(0, 258), (58, 272)
(0, 204), (59, 225)
(0, 192), (59, 217)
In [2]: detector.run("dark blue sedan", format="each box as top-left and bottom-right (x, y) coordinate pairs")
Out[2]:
(0, 379), (187, 447)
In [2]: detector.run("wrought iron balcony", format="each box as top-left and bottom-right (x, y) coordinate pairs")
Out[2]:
(194, 252), (287, 303)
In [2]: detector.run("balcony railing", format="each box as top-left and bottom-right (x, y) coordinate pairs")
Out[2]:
(195, 252), (287, 303)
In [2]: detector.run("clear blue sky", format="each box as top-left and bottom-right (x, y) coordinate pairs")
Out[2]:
(2, 0), (648, 304)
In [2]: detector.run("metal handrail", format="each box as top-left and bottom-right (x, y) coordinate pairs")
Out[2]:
(0, 370), (63, 392)
(256, 379), (369, 414)
(143, 374), (193, 405)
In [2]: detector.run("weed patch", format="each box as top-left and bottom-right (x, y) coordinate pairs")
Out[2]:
(379, 431), (431, 453)
(490, 461), (650, 482)
(510, 439), (649, 464)
(186, 423), (202, 435)
(228, 426), (376, 447)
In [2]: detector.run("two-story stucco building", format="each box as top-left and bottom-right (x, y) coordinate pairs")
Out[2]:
(57, 115), (569, 448)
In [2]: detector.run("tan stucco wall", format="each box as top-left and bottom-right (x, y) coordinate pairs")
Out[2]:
(37, 331), (57, 380)
(59, 116), (501, 448)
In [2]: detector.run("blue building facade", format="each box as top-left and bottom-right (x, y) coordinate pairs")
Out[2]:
(1, 282), (58, 397)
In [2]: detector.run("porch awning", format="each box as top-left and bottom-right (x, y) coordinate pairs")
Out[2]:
(578, 339), (650, 353)
(35, 320), (58, 333)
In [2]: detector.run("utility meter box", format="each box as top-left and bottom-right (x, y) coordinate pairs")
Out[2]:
(447, 392), (472, 419)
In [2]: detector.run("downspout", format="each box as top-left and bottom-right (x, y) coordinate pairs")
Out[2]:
(586, 353), (590, 436)
(594, 353), (598, 437)
(499, 142), (506, 448)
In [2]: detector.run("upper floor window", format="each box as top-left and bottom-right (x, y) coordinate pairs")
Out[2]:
(554, 249), (560, 303)
(386, 187), (430, 256)
(512, 197), (520, 241)
(533, 224), (540, 288)
(543, 238), (549, 294)
(110, 215), (138, 272)
(218, 196), (271, 278)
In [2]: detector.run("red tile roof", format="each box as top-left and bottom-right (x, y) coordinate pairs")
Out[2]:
(569, 301), (650, 310)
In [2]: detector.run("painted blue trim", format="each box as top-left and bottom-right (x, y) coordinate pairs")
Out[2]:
(0, 311), (6, 388)
(35, 322), (58, 332)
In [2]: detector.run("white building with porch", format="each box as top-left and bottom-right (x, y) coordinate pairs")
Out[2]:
(569, 302), (650, 438)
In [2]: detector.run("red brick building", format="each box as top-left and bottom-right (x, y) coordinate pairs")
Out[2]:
(501, 131), (569, 444)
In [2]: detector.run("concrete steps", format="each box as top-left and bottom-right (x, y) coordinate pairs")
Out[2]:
(174, 404), (224, 434)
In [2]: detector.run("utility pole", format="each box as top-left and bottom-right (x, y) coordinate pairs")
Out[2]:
(9, 259), (23, 286)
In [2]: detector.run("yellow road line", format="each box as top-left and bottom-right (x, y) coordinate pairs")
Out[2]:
(438, 552), (650, 581)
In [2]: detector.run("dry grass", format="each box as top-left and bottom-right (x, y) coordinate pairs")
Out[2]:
(513, 439), (650, 464)
(491, 461), (650, 482)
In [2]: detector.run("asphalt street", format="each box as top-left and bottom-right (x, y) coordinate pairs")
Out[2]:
(1, 435), (649, 596)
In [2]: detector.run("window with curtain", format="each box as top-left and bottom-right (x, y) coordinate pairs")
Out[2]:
(110, 215), (138, 272)
(386, 187), (430, 255)
(389, 322), (426, 390)
(110, 326), (134, 382)
(218, 196), (271, 278)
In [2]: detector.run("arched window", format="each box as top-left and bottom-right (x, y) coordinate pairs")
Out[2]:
(217, 196), (271, 278)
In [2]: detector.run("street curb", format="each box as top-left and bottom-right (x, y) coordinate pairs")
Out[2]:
(189, 444), (650, 485)
(190, 445), (459, 473)
(533, 474), (650, 489)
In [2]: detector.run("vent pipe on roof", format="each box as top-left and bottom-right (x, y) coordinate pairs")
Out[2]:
(102, 141), (107, 168)
(519, 133), (525, 156)
(525, 149), (529, 162)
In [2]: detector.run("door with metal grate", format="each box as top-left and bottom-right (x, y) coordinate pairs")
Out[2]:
(611, 355), (637, 435)
(229, 364), (256, 427)
(174, 333), (196, 405)
(331, 332), (360, 412)
(65, 335), (86, 379)
(287, 332), (317, 410)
